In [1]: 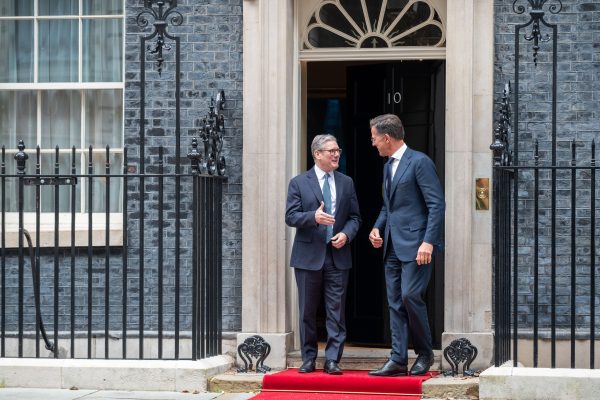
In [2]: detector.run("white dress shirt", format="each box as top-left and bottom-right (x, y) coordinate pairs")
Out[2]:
(314, 165), (337, 215)
(389, 143), (408, 180)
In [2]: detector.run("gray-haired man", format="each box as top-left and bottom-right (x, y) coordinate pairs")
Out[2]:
(285, 134), (361, 374)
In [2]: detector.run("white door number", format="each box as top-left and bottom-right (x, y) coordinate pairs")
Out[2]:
(387, 92), (402, 104)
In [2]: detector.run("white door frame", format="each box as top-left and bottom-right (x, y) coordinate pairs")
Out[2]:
(241, 0), (495, 371)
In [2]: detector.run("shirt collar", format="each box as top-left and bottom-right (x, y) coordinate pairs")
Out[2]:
(390, 143), (407, 162)
(314, 165), (332, 180)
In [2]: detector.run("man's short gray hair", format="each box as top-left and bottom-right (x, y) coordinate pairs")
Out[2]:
(370, 114), (405, 140)
(311, 134), (338, 157)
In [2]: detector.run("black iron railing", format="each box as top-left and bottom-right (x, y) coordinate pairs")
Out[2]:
(493, 139), (599, 369)
(0, 139), (224, 360)
(490, 0), (586, 368)
(491, 82), (513, 368)
(492, 167), (512, 368)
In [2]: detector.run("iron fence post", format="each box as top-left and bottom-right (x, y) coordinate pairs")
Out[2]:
(14, 140), (28, 357)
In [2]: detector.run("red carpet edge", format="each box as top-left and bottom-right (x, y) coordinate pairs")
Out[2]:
(261, 388), (423, 396)
(250, 393), (420, 399)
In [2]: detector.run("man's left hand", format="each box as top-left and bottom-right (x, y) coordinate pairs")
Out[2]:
(331, 232), (348, 249)
(416, 242), (433, 265)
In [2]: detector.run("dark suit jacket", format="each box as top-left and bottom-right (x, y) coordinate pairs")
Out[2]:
(373, 147), (445, 261)
(285, 168), (361, 270)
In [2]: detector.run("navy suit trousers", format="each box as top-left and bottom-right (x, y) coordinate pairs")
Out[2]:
(294, 246), (349, 363)
(384, 241), (433, 366)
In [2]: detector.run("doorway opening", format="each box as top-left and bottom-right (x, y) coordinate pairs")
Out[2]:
(306, 60), (446, 349)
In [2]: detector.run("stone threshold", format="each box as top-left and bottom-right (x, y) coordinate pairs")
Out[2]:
(209, 371), (265, 393)
(0, 356), (233, 393)
(211, 346), (478, 396)
(422, 375), (480, 400)
(210, 370), (480, 398)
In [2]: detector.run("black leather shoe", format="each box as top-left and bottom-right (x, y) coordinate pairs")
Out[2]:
(298, 359), (316, 373)
(410, 353), (435, 376)
(323, 359), (342, 375)
(368, 359), (408, 377)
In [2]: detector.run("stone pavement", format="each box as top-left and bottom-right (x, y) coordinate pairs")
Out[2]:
(0, 389), (255, 400)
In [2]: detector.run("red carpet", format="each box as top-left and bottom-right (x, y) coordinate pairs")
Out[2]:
(250, 368), (437, 399)
(251, 393), (418, 399)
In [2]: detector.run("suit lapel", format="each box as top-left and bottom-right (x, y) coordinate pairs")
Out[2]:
(389, 148), (412, 201)
(307, 168), (324, 204)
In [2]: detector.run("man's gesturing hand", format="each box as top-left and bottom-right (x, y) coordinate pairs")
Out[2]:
(315, 201), (335, 225)
(416, 242), (433, 265)
(369, 228), (383, 248)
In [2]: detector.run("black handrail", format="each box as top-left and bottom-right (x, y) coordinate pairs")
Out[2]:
(22, 230), (54, 353)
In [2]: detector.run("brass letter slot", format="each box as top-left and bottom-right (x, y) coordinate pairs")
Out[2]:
(476, 178), (489, 210)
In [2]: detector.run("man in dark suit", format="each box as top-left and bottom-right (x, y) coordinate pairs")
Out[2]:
(367, 114), (445, 377)
(285, 134), (361, 375)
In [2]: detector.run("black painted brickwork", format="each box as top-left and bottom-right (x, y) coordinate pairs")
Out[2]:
(494, 1), (600, 333)
(2, 248), (128, 332)
(124, 0), (243, 332)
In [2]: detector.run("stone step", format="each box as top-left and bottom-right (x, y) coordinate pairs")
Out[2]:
(287, 348), (443, 371)
(209, 347), (447, 394)
(209, 369), (478, 397)
(422, 375), (479, 400)
(208, 371), (264, 393)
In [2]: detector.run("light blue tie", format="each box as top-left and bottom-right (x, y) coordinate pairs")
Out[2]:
(322, 173), (333, 243)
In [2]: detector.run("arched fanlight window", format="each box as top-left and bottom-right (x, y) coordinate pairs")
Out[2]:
(303, 0), (445, 49)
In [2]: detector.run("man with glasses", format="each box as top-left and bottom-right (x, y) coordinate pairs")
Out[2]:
(285, 134), (361, 375)
(368, 114), (445, 377)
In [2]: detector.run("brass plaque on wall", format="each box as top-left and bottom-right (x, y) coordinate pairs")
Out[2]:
(476, 178), (490, 210)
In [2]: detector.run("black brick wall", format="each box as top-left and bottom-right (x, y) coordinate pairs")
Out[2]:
(494, 1), (600, 332)
(124, 0), (243, 333)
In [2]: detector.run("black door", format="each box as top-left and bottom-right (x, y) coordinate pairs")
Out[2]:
(345, 61), (446, 348)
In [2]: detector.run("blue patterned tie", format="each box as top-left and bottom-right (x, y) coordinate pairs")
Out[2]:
(322, 173), (333, 243)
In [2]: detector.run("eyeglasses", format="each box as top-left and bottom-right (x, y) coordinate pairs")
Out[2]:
(320, 148), (342, 156)
(371, 134), (387, 144)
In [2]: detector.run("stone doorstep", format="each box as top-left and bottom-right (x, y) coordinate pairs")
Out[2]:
(209, 370), (477, 397)
(211, 349), (447, 394)
(208, 371), (265, 394)
(0, 355), (233, 393)
(421, 376), (480, 400)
